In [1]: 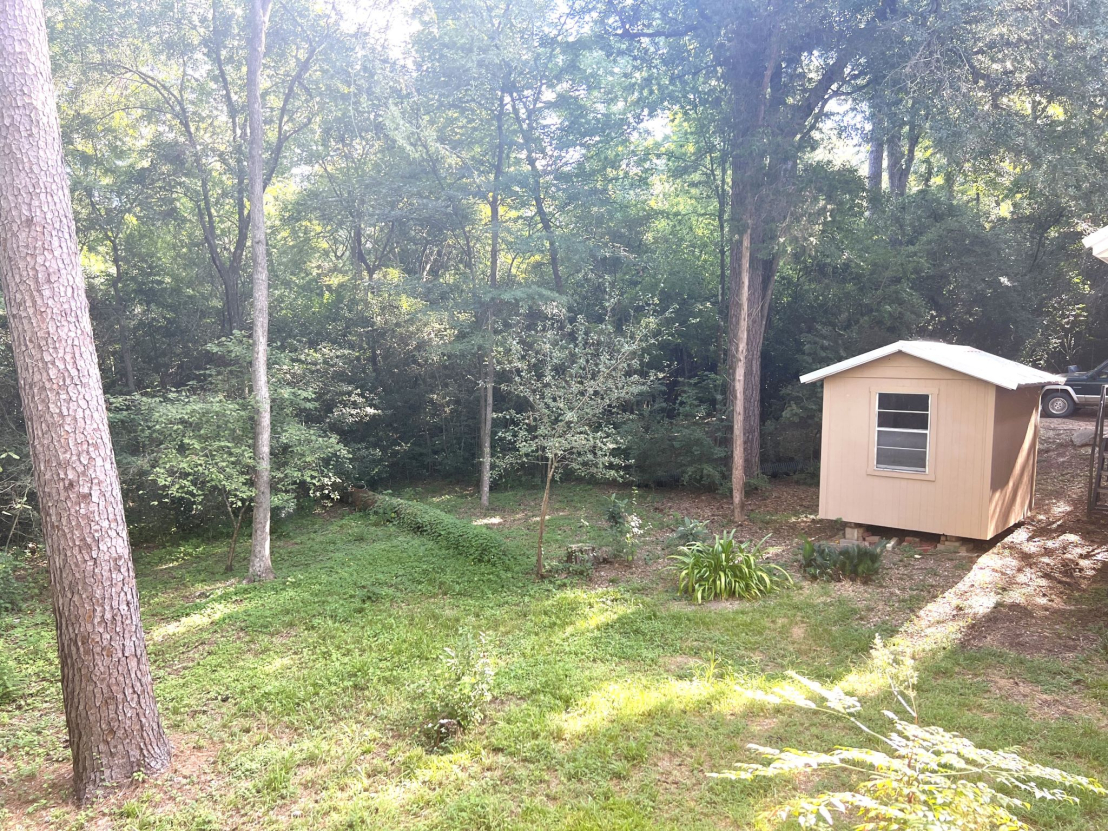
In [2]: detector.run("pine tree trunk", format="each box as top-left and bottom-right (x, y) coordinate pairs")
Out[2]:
(245, 0), (275, 584)
(0, 0), (171, 800)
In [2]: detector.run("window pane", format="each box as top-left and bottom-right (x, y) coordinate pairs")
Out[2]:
(877, 410), (929, 430)
(877, 392), (929, 412)
(876, 446), (927, 471)
(877, 429), (927, 450)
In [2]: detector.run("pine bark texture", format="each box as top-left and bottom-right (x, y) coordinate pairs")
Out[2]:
(0, 0), (170, 801)
(246, 0), (276, 583)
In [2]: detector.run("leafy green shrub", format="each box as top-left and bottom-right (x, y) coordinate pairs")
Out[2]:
(620, 376), (729, 490)
(604, 491), (647, 560)
(421, 630), (495, 749)
(798, 536), (884, 581)
(744, 472), (771, 495)
(109, 336), (351, 552)
(669, 515), (710, 547)
(670, 532), (791, 603)
(604, 493), (629, 528)
(718, 637), (1106, 829)
(0, 654), (20, 706)
(0, 549), (20, 613)
(369, 495), (507, 564)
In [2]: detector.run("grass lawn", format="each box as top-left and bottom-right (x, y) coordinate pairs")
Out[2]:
(2, 475), (1108, 830)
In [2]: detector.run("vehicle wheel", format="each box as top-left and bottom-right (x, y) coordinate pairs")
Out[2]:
(1042, 391), (1076, 418)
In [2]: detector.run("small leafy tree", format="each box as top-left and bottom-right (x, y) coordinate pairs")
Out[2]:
(114, 339), (349, 571)
(717, 638), (1106, 829)
(499, 313), (659, 577)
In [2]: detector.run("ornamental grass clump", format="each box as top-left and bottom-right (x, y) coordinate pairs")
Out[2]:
(670, 531), (791, 602)
(716, 637), (1106, 830)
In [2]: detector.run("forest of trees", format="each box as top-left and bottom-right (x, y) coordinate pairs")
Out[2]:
(4, 0), (1108, 809)
(3, 0), (1108, 544)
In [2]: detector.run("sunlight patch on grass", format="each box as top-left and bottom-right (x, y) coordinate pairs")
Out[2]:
(472, 516), (503, 525)
(560, 602), (636, 639)
(560, 677), (748, 741)
(148, 600), (237, 644)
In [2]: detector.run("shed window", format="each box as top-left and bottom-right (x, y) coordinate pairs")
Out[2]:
(875, 392), (929, 473)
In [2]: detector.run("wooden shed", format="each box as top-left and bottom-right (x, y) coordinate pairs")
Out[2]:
(800, 341), (1062, 540)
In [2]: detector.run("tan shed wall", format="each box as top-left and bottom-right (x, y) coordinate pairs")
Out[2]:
(818, 353), (994, 538)
(986, 386), (1041, 538)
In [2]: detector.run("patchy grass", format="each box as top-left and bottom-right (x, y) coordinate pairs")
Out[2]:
(2, 481), (1107, 830)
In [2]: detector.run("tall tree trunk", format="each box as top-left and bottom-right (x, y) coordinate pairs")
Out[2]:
(0, 0), (171, 800)
(535, 455), (556, 578)
(245, 0), (275, 584)
(479, 89), (506, 510)
(886, 125), (904, 196)
(716, 149), (730, 375)
(866, 118), (884, 206)
(743, 285), (770, 478)
(729, 202), (754, 522)
(107, 236), (137, 393)
(727, 24), (779, 521)
(509, 94), (562, 292)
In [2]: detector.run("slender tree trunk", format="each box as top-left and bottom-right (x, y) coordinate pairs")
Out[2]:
(729, 208), (753, 522)
(536, 455), (556, 578)
(716, 150), (730, 374)
(225, 505), (247, 572)
(886, 126), (904, 197)
(509, 95), (562, 292)
(0, 0), (171, 800)
(105, 237), (138, 393)
(245, 0), (275, 584)
(479, 89), (506, 510)
(743, 291), (769, 478)
(866, 118), (884, 207)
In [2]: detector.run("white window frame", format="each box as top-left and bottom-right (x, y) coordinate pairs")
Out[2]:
(874, 392), (930, 474)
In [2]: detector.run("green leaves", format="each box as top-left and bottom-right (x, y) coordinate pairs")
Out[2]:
(669, 531), (792, 603)
(798, 536), (885, 582)
(369, 495), (508, 564)
(498, 313), (661, 483)
(719, 641), (1107, 829)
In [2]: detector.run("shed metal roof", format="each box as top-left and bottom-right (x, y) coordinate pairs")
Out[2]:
(799, 341), (1063, 390)
(1084, 225), (1108, 263)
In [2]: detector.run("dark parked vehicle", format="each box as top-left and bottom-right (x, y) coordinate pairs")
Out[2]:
(1041, 359), (1108, 417)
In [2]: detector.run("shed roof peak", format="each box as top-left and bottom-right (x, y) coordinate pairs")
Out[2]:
(799, 340), (1063, 390)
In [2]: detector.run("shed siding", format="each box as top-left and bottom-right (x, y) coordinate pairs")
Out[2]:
(818, 354), (994, 538)
(987, 386), (1041, 538)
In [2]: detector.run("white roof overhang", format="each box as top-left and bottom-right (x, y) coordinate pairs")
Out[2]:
(799, 341), (1063, 390)
(1084, 225), (1108, 264)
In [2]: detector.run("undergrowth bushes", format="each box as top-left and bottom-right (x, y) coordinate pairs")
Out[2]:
(0, 549), (21, 613)
(368, 495), (507, 563)
(0, 654), (20, 706)
(798, 536), (884, 581)
(420, 630), (496, 749)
